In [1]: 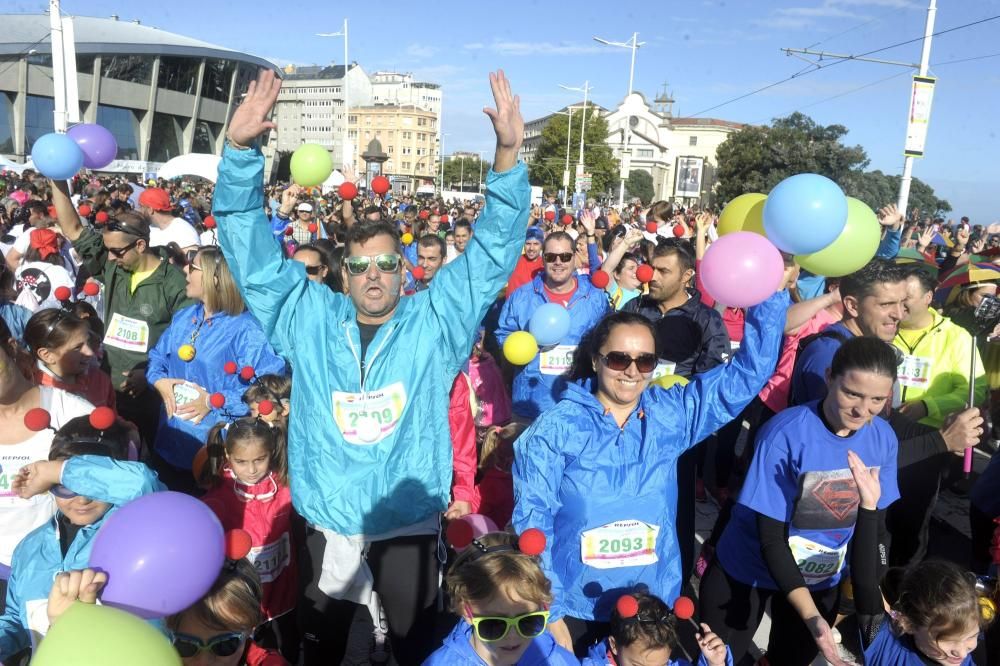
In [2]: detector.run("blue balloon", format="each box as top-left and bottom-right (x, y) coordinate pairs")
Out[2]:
(31, 133), (85, 180)
(763, 173), (848, 255)
(528, 302), (571, 347)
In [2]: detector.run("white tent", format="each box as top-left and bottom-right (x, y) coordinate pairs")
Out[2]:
(322, 169), (346, 191)
(157, 153), (221, 182)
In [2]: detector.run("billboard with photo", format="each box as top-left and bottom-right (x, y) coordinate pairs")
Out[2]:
(674, 156), (704, 198)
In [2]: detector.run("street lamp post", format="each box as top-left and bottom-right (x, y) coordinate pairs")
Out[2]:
(438, 133), (450, 193)
(316, 18), (350, 165)
(558, 81), (592, 189)
(477, 150), (486, 193)
(551, 110), (573, 207)
(594, 32), (645, 208)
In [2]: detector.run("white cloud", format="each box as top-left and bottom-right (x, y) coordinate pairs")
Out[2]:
(463, 43), (485, 50)
(752, 15), (814, 30)
(405, 43), (437, 60)
(462, 40), (605, 56)
(777, 6), (862, 18)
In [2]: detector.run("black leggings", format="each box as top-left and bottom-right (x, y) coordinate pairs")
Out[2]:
(699, 560), (841, 666)
(298, 526), (440, 666)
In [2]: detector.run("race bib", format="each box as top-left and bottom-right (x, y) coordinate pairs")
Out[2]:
(788, 535), (847, 585)
(897, 354), (932, 389)
(0, 454), (32, 502)
(581, 520), (659, 569)
(332, 382), (407, 446)
(172, 383), (201, 421)
(539, 345), (576, 376)
(247, 532), (291, 583)
(103, 313), (150, 353)
(650, 360), (676, 381)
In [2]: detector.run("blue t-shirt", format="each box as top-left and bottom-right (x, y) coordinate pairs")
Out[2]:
(789, 322), (854, 406)
(717, 400), (899, 591)
(864, 622), (976, 665)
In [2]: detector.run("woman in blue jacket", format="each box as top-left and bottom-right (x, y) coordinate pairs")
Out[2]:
(0, 414), (164, 660)
(147, 247), (285, 491)
(512, 290), (788, 656)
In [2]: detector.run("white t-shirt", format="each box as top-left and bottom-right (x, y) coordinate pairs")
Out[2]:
(149, 218), (200, 249)
(199, 229), (219, 247)
(0, 386), (94, 566)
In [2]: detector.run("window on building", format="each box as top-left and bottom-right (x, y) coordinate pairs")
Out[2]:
(637, 148), (654, 159)
(349, 115), (357, 123)
(401, 131), (411, 140)
(102, 55), (153, 85)
(149, 112), (185, 162)
(26, 52), (53, 67)
(0, 93), (14, 154)
(192, 120), (219, 154)
(201, 59), (236, 102)
(402, 161), (411, 170)
(76, 54), (96, 74)
(689, 136), (698, 146)
(348, 130), (358, 139)
(25, 95), (54, 148)
(387, 146), (393, 154)
(157, 56), (200, 94)
(96, 104), (140, 160)
(418, 117), (427, 126)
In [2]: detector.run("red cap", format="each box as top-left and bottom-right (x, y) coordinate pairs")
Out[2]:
(53, 286), (71, 302)
(203, 215), (217, 229)
(673, 596), (695, 621)
(591, 270), (610, 289)
(258, 399), (274, 416)
(645, 221), (658, 234)
(636, 264), (654, 283)
(225, 529), (253, 561)
(209, 393), (225, 409)
(412, 266), (426, 281)
(338, 182), (358, 200)
(616, 595), (640, 618)
(95, 211), (109, 224)
(89, 406), (116, 431)
(446, 519), (474, 550)
(82, 281), (100, 297)
(24, 407), (51, 432)
(223, 361), (238, 375)
(518, 528), (546, 556)
(138, 188), (172, 212)
(239, 365), (255, 381)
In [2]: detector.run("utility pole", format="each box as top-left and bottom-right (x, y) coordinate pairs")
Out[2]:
(595, 32), (644, 208)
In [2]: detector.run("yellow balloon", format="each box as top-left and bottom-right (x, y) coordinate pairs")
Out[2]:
(718, 193), (767, 237)
(650, 374), (689, 390)
(795, 197), (880, 277)
(177, 344), (196, 362)
(401, 232), (414, 245)
(503, 331), (539, 366)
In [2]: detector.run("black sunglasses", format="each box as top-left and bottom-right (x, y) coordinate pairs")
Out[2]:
(304, 264), (324, 276)
(107, 239), (140, 258)
(104, 219), (148, 239)
(543, 252), (574, 264)
(599, 351), (658, 374)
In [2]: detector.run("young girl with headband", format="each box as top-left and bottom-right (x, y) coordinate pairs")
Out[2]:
(426, 529), (578, 665)
(24, 306), (114, 408)
(200, 417), (297, 661)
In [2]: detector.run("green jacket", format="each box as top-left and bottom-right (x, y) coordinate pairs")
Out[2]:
(72, 228), (193, 382)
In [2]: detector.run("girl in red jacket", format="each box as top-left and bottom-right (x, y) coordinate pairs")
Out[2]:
(200, 417), (298, 661)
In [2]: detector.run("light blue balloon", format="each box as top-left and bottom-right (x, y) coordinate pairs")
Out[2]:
(31, 133), (85, 180)
(763, 173), (848, 255)
(528, 302), (571, 347)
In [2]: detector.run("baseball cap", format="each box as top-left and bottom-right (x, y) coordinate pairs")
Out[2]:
(138, 188), (172, 212)
(297, 203), (314, 213)
(525, 227), (544, 243)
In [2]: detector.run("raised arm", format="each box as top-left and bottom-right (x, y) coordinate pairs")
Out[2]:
(49, 180), (84, 242)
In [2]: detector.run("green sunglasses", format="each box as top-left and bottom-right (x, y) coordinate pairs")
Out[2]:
(465, 606), (550, 643)
(344, 253), (402, 276)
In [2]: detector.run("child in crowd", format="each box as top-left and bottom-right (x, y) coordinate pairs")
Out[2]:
(469, 423), (522, 530)
(167, 557), (289, 666)
(583, 592), (731, 666)
(24, 308), (114, 408)
(242, 374), (291, 426)
(0, 412), (163, 660)
(200, 417), (297, 661)
(426, 531), (577, 665)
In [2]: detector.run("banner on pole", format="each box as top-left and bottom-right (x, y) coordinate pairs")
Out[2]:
(904, 75), (936, 158)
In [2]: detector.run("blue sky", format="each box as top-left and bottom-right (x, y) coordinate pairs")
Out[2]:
(13, 0), (1000, 220)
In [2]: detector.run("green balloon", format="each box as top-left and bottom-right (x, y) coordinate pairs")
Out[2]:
(33, 602), (181, 666)
(795, 197), (880, 277)
(290, 144), (333, 187)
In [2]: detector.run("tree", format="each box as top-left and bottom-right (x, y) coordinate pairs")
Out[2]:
(528, 108), (618, 196)
(625, 170), (654, 204)
(715, 112), (951, 216)
(441, 156), (491, 192)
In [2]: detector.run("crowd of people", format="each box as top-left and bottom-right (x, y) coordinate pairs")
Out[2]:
(0, 67), (998, 666)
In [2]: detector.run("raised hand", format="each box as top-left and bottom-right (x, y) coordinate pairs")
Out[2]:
(47, 569), (107, 625)
(227, 69), (282, 148)
(483, 70), (523, 172)
(579, 209), (596, 235)
(877, 204), (904, 229)
(847, 450), (881, 511)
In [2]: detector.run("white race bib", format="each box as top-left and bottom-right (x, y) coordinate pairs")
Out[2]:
(332, 382), (407, 446)
(103, 313), (150, 353)
(788, 535), (847, 585)
(897, 354), (932, 389)
(581, 520), (659, 569)
(247, 532), (291, 583)
(651, 360), (676, 381)
(172, 383), (201, 421)
(538, 345), (576, 376)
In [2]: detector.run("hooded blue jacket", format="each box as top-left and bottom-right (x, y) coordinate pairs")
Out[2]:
(213, 145), (530, 536)
(423, 620), (579, 665)
(512, 291), (788, 622)
(146, 302), (287, 469)
(496, 274), (610, 419)
(582, 638), (732, 666)
(0, 456), (164, 658)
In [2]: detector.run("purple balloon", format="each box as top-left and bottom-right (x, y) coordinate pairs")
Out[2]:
(700, 231), (784, 308)
(88, 491), (224, 619)
(67, 123), (118, 169)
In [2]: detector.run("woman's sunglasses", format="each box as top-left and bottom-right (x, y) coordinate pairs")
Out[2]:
(170, 631), (245, 658)
(599, 351), (658, 374)
(344, 253), (402, 276)
(543, 252), (573, 264)
(304, 264), (324, 276)
(49, 484), (79, 500)
(465, 607), (550, 643)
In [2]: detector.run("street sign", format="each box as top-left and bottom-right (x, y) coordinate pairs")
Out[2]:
(575, 173), (593, 192)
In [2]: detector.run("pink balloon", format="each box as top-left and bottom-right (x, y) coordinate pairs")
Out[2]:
(700, 232), (784, 307)
(462, 513), (498, 539)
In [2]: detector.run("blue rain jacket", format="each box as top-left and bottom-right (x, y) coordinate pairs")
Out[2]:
(512, 291), (788, 622)
(213, 145), (530, 536)
(423, 620), (579, 665)
(0, 456), (163, 658)
(146, 302), (287, 469)
(583, 638), (732, 666)
(496, 274), (610, 419)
